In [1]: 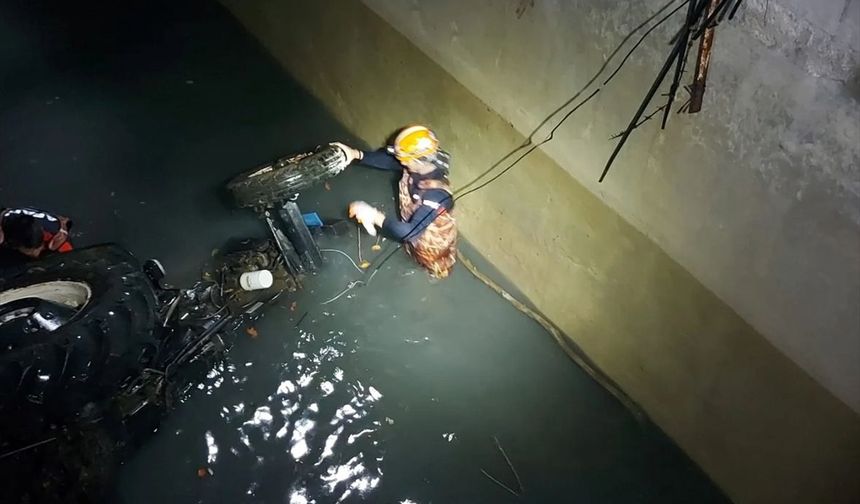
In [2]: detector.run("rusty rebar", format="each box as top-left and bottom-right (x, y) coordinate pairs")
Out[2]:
(689, 0), (721, 112)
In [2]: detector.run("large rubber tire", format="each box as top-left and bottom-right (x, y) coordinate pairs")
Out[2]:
(227, 144), (348, 209)
(0, 245), (159, 417)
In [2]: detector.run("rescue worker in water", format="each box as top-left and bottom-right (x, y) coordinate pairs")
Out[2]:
(0, 206), (74, 268)
(332, 125), (457, 279)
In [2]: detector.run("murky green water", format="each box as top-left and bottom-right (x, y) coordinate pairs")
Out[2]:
(1, 1), (726, 502)
(116, 220), (725, 503)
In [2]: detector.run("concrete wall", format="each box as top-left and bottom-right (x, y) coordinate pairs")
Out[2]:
(362, 0), (860, 418)
(219, 1), (860, 502)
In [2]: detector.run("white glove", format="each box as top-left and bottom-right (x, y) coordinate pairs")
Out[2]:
(330, 142), (363, 165)
(349, 201), (383, 236)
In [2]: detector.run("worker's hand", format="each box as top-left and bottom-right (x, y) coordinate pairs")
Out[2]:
(48, 229), (69, 251)
(348, 201), (384, 236)
(330, 142), (363, 165)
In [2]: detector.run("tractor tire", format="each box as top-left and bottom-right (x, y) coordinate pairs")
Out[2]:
(227, 144), (348, 209)
(0, 245), (159, 417)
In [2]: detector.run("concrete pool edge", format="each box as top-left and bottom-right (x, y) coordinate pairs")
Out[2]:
(218, 1), (860, 502)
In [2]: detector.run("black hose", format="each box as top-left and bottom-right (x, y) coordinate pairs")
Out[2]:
(662, 0), (699, 129)
(728, 0), (745, 19)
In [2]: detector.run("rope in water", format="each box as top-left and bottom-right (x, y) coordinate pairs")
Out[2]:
(320, 244), (642, 419)
(319, 269), (378, 305)
(320, 280), (365, 305)
(456, 251), (644, 421)
(320, 248), (365, 274)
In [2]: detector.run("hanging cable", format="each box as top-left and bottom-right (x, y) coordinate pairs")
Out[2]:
(455, 0), (682, 196)
(601, 0), (691, 88)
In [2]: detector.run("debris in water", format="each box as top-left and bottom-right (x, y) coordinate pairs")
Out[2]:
(320, 381), (335, 396)
(360, 260), (371, 269)
(246, 326), (259, 338)
(385, 417), (395, 425)
(367, 386), (383, 401)
(289, 489), (310, 504)
(197, 467), (209, 478)
(371, 244), (381, 252)
(205, 431), (218, 464)
(290, 301), (298, 312)
(324, 181), (331, 191)
(442, 432), (456, 442)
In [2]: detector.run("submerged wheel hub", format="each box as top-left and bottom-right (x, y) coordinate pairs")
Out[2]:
(0, 281), (92, 339)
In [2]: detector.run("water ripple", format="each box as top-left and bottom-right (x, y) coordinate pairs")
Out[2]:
(196, 325), (385, 502)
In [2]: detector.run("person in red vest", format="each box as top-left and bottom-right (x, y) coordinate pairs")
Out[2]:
(0, 207), (73, 266)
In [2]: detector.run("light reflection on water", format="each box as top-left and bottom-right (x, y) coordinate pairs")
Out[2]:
(191, 325), (387, 503)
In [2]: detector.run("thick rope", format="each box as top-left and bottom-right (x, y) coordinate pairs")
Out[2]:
(456, 251), (644, 420)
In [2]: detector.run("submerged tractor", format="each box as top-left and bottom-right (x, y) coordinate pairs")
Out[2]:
(0, 145), (348, 502)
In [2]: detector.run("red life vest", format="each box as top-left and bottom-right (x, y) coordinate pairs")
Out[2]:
(43, 230), (73, 253)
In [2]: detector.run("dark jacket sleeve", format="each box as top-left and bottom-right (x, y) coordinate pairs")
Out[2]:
(359, 149), (402, 171)
(382, 205), (436, 243)
(381, 189), (452, 243)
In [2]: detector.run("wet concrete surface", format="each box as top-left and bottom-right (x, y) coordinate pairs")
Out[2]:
(1, 1), (727, 502)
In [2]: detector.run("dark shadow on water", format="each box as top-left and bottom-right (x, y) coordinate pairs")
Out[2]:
(0, 1), (728, 503)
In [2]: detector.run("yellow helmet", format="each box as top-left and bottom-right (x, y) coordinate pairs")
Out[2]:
(391, 125), (439, 162)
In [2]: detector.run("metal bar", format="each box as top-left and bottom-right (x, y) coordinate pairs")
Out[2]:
(728, 0), (745, 19)
(662, 0), (699, 128)
(263, 210), (303, 275)
(688, 0), (719, 113)
(278, 201), (322, 272)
